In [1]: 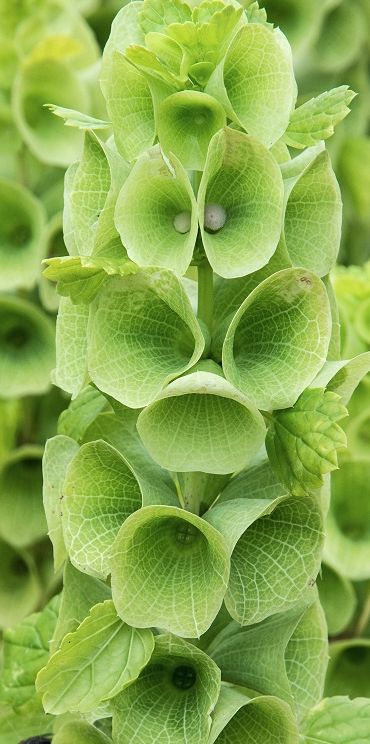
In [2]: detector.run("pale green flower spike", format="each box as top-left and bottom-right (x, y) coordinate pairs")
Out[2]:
(4, 0), (366, 742)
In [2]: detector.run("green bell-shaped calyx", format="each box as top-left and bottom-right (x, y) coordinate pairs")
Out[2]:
(281, 146), (342, 277)
(54, 722), (113, 744)
(137, 371), (266, 475)
(302, 696), (370, 744)
(61, 440), (144, 579)
(317, 564), (356, 637)
(222, 268), (331, 410)
(0, 295), (55, 398)
(87, 269), (205, 407)
(110, 504), (230, 637)
(205, 461), (324, 625)
(43, 435), (80, 570)
(208, 683), (299, 744)
(198, 128), (284, 278)
(157, 90), (226, 170)
(0, 446), (46, 549)
(111, 634), (221, 744)
(325, 638), (370, 699)
(206, 23), (296, 147)
(0, 179), (46, 292)
(208, 597), (328, 721)
(115, 146), (197, 275)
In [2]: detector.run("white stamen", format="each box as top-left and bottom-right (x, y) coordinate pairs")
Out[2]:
(204, 203), (227, 233)
(173, 211), (192, 234)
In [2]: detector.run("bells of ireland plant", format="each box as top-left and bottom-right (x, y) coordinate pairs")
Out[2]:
(20, 1), (370, 743)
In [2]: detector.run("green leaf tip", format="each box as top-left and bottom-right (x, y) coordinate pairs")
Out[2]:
(266, 388), (348, 497)
(285, 86), (357, 150)
(45, 104), (111, 130)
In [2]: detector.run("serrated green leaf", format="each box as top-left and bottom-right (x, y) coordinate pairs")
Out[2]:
(206, 25), (296, 147)
(197, 128), (284, 279)
(87, 269), (204, 408)
(46, 104), (111, 130)
(137, 371), (266, 475)
(139, 0), (192, 35)
(111, 634), (221, 744)
(43, 255), (138, 304)
(42, 436), (79, 570)
(0, 595), (60, 707)
(302, 696), (370, 743)
(0, 179), (46, 292)
(285, 86), (356, 149)
(208, 683), (299, 744)
(222, 268), (331, 411)
(51, 561), (111, 654)
(111, 504), (230, 637)
(62, 440), (143, 579)
(37, 600), (154, 714)
(115, 146), (197, 275)
(266, 388), (347, 497)
(0, 295), (55, 399)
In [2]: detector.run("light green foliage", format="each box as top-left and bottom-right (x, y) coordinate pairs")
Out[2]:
(5, 0), (364, 741)
(266, 388), (347, 497)
(302, 696), (370, 743)
(223, 268), (331, 410)
(0, 595), (60, 707)
(209, 684), (299, 743)
(111, 504), (230, 637)
(198, 128), (284, 278)
(37, 600), (154, 714)
(111, 634), (221, 743)
(137, 371), (266, 474)
(87, 270), (205, 407)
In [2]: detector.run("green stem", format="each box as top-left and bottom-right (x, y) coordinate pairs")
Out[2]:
(197, 257), (213, 335)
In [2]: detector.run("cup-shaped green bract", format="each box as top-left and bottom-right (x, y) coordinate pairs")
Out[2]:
(54, 721), (112, 744)
(157, 91), (226, 170)
(115, 147), (197, 275)
(62, 440), (143, 579)
(0, 179), (46, 292)
(281, 147), (342, 277)
(198, 128), (284, 279)
(209, 684), (299, 744)
(137, 371), (266, 475)
(0, 539), (40, 628)
(312, 0), (366, 73)
(111, 634), (221, 744)
(206, 24), (296, 148)
(324, 459), (370, 580)
(325, 639), (370, 699)
(223, 268), (331, 411)
(0, 295), (55, 398)
(317, 564), (356, 637)
(111, 504), (230, 637)
(260, 0), (323, 58)
(13, 57), (89, 166)
(0, 446), (46, 549)
(87, 270), (205, 408)
(209, 598), (328, 721)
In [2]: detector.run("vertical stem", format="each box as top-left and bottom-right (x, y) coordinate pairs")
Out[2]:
(197, 257), (213, 334)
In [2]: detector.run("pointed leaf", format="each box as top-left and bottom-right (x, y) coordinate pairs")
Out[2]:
(37, 600), (154, 714)
(198, 128), (284, 279)
(46, 104), (111, 130)
(223, 268), (331, 411)
(285, 86), (356, 149)
(43, 255), (138, 304)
